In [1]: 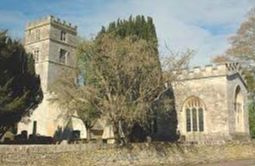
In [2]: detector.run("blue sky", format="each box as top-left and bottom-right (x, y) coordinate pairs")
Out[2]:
(0, 0), (254, 65)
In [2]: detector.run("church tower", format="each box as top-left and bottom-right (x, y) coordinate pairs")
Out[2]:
(24, 15), (77, 92)
(18, 16), (82, 138)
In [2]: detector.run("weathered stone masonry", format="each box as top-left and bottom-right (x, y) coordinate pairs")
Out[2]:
(172, 63), (249, 143)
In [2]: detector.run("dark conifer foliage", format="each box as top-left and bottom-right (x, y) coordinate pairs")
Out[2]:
(97, 15), (158, 51)
(97, 15), (161, 78)
(0, 31), (43, 137)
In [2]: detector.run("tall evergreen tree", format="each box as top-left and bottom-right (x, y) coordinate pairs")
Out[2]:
(97, 15), (161, 80)
(93, 16), (172, 141)
(0, 31), (43, 138)
(97, 15), (158, 51)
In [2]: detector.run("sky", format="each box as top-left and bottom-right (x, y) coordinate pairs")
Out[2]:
(0, 0), (254, 65)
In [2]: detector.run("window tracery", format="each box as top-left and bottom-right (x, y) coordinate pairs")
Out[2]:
(184, 96), (205, 132)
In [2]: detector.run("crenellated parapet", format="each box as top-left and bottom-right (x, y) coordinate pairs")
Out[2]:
(173, 62), (246, 81)
(26, 15), (77, 32)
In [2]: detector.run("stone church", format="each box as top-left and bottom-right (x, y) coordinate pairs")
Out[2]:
(17, 16), (250, 143)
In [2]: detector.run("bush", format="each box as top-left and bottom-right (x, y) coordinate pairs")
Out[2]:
(249, 101), (255, 138)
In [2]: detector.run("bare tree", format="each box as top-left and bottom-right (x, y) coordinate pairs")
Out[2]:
(53, 34), (192, 144)
(82, 34), (193, 142)
(211, 7), (255, 92)
(51, 70), (100, 141)
(211, 7), (255, 63)
(226, 7), (255, 62)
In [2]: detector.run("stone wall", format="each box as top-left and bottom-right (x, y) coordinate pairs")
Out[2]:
(173, 75), (230, 142)
(1, 142), (255, 166)
(227, 73), (249, 135)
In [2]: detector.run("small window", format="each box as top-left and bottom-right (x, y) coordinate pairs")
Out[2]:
(60, 31), (66, 41)
(59, 49), (67, 64)
(33, 48), (40, 62)
(36, 29), (40, 40)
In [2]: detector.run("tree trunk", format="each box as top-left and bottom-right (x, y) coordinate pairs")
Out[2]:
(87, 128), (91, 142)
(112, 120), (128, 145)
(118, 120), (127, 145)
(113, 121), (120, 144)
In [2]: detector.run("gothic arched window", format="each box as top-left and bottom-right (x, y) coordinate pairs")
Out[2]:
(59, 49), (67, 64)
(33, 48), (40, 62)
(183, 96), (205, 132)
(60, 30), (66, 41)
(234, 86), (244, 132)
(35, 29), (40, 41)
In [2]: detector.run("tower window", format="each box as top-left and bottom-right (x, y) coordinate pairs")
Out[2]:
(60, 31), (66, 41)
(28, 29), (32, 36)
(33, 48), (40, 62)
(59, 49), (67, 64)
(36, 29), (40, 40)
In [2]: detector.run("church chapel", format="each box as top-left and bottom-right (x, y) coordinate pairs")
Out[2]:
(172, 63), (249, 142)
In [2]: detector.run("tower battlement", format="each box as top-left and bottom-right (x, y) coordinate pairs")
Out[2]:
(173, 62), (245, 81)
(26, 15), (77, 31)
